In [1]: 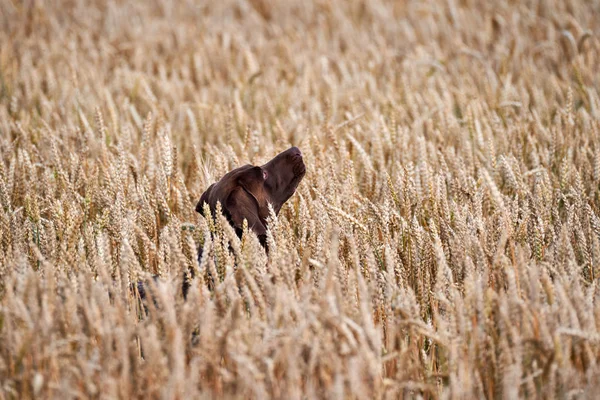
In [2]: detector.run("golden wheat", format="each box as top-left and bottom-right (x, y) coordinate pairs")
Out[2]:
(1, 0), (600, 398)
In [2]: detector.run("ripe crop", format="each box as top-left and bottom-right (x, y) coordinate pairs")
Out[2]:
(1, 1), (600, 398)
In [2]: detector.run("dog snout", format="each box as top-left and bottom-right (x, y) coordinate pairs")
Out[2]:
(293, 158), (306, 176)
(289, 147), (302, 159)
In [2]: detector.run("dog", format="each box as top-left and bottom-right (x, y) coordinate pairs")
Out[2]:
(136, 147), (306, 301)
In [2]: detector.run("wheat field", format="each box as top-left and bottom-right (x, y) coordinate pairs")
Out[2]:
(1, 0), (600, 398)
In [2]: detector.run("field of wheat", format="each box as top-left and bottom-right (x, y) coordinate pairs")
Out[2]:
(1, 0), (600, 398)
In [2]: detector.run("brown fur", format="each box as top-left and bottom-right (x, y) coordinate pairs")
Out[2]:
(196, 146), (306, 248)
(136, 147), (305, 301)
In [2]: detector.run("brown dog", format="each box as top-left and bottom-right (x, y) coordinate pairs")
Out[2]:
(136, 147), (306, 302)
(189, 146), (305, 294)
(196, 146), (306, 249)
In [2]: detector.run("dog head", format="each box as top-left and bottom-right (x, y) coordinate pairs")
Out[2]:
(196, 147), (306, 245)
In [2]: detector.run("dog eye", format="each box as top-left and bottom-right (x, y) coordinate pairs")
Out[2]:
(263, 170), (268, 180)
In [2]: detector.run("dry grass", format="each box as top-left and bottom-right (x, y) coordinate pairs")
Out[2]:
(1, 0), (600, 398)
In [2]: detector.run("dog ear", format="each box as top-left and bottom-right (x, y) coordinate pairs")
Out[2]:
(236, 166), (270, 217)
(236, 166), (264, 198)
(224, 186), (267, 239)
(196, 183), (215, 215)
